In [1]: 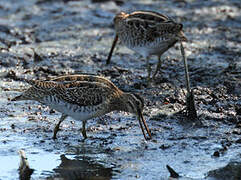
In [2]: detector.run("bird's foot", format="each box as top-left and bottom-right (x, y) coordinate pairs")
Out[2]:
(52, 128), (59, 140)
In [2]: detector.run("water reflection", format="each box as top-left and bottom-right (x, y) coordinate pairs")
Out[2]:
(18, 150), (34, 180)
(51, 154), (112, 180)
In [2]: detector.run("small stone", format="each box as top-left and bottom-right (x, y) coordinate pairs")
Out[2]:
(236, 139), (241, 144)
(235, 107), (241, 115)
(49, 109), (55, 114)
(39, 140), (45, 143)
(159, 144), (170, 150)
(213, 151), (220, 157)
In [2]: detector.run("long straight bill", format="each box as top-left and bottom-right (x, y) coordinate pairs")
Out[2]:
(180, 42), (197, 118)
(106, 35), (118, 65)
(138, 113), (152, 140)
(180, 42), (190, 94)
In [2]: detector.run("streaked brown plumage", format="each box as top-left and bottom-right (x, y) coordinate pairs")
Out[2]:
(11, 75), (152, 140)
(106, 10), (187, 82)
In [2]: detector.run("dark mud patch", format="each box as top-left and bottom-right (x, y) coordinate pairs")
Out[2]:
(207, 158), (241, 180)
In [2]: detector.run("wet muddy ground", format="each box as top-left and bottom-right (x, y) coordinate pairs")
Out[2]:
(0, 0), (241, 179)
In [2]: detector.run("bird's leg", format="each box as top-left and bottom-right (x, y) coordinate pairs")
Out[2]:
(180, 42), (197, 119)
(152, 55), (162, 80)
(53, 114), (68, 140)
(146, 57), (152, 86)
(106, 35), (118, 65)
(81, 120), (87, 139)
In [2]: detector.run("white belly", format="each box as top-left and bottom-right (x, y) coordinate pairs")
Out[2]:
(131, 41), (174, 57)
(41, 96), (102, 121)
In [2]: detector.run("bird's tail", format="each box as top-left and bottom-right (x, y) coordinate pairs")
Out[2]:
(11, 94), (28, 101)
(10, 77), (48, 102)
(10, 78), (30, 101)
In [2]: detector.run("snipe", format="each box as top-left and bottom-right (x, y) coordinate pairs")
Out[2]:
(106, 10), (187, 82)
(106, 10), (197, 118)
(11, 75), (152, 140)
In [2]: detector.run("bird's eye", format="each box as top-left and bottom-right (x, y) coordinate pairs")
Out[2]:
(135, 22), (140, 28)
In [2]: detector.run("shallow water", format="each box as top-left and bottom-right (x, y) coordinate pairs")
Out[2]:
(0, 0), (241, 179)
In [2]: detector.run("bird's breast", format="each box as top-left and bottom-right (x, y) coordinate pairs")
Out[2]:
(40, 95), (106, 121)
(125, 38), (177, 57)
(117, 29), (178, 57)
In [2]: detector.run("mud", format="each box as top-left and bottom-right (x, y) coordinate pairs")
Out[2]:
(0, 0), (241, 179)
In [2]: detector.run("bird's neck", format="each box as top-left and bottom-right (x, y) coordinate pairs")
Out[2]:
(109, 93), (130, 113)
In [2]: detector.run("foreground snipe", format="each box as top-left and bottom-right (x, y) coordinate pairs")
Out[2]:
(106, 10), (187, 82)
(11, 75), (152, 140)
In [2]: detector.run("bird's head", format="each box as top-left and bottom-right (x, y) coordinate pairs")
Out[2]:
(122, 93), (152, 140)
